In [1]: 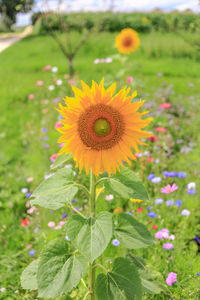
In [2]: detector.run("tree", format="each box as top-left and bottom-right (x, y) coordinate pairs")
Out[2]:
(0, 0), (34, 30)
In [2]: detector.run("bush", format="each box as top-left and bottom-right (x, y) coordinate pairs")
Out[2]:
(32, 11), (200, 35)
(31, 11), (44, 25)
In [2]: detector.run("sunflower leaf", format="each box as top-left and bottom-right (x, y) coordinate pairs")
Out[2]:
(95, 257), (142, 300)
(115, 167), (149, 201)
(31, 168), (78, 210)
(51, 153), (73, 169)
(114, 213), (154, 249)
(37, 239), (87, 298)
(127, 254), (164, 295)
(66, 212), (113, 263)
(21, 259), (38, 291)
(104, 178), (133, 199)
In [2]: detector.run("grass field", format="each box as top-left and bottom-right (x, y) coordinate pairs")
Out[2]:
(0, 30), (200, 299)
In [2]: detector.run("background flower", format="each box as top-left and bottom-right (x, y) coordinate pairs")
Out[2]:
(166, 272), (177, 286)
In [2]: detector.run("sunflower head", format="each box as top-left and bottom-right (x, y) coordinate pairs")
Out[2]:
(57, 79), (151, 176)
(115, 28), (140, 54)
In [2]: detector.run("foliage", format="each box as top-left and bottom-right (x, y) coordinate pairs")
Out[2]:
(0, 0), (34, 29)
(32, 11), (200, 35)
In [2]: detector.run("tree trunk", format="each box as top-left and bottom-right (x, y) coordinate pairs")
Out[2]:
(69, 57), (74, 78)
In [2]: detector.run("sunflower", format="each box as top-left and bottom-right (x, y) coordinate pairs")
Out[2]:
(115, 28), (140, 54)
(57, 79), (151, 176)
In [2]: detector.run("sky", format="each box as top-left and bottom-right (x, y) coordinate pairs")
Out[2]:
(16, 0), (200, 26)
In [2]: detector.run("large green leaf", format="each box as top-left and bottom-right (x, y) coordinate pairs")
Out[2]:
(21, 259), (38, 290)
(127, 254), (163, 295)
(105, 178), (133, 199)
(96, 257), (142, 300)
(113, 167), (149, 200)
(114, 213), (154, 249)
(31, 168), (78, 209)
(140, 275), (163, 295)
(66, 212), (113, 263)
(51, 153), (73, 169)
(37, 239), (87, 298)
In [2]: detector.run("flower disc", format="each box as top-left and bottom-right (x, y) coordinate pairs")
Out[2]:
(57, 79), (151, 176)
(116, 28), (140, 54)
(78, 104), (125, 150)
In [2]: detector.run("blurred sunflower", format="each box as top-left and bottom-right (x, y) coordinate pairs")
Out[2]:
(57, 79), (150, 176)
(116, 28), (140, 54)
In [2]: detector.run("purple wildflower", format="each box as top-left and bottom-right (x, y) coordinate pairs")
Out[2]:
(163, 243), (173, 250)
(61, 213), (68, 219)
(175, 200), (182, 207)
(29, 250), (36, 256)
(181, 209), (190, 216)
(148, 174), (155, 180)
(65, 235), (70, 241)
(112, 239), (120, 246)
(148, 212), (157, 218)
(126, 212), (132, 215)
(152, 177), (162, 183)
(25, 193), (32, 198)
(166, 200), (174, 206)
(155, 198), (163, 204)
(178, 172), (186, 178)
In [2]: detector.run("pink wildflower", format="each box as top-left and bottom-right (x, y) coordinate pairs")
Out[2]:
(126, 76), (133, 83)
(59, 221), (65, 226)
(54, 122), (62, 129)
(25, 200), (31, 208)
(147, 135), (158, 142)
(155, 228), (169, 239)
(36, 80), (44, 86)
(68, 79), (75, 85)
(163, 243), (174, 250)
(42, 65), (51, 71)
(166, 272), (177, 286)
(59, 142), (65, 148)
(42, 109), (48, 114)
(48, 221), (55, 228)
(28, 94), (34, 100)
(161, 183), (178, 194)
(50, 153), (58, 162)
(26, 177), (33, 182)
(160, 103), (171, 109)
(27, 206), (37, 214)
(155, 127), (166, 133)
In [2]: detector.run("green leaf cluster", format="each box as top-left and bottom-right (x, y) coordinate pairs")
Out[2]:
(31, 168), (78, 210)
(21, 166), (163, 299)
(104, 167), (149, 201)
(21, 239), (87, 298)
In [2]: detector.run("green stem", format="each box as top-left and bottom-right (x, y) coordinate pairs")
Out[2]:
(68, 204), (86, 219)
(73, 183), (90, 196)
(88, 169), (96, 300)
(95, 177), (109, 187)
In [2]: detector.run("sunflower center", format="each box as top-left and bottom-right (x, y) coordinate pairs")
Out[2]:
(123, 37), (133, 47)
(78, 104), (125, 150)
(93, 118), (111, 137)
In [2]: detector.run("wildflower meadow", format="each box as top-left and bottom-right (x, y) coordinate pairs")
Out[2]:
(0, 5), (200, 300)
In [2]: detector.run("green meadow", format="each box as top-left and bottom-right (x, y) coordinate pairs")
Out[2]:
(0, 27), (200, 299)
